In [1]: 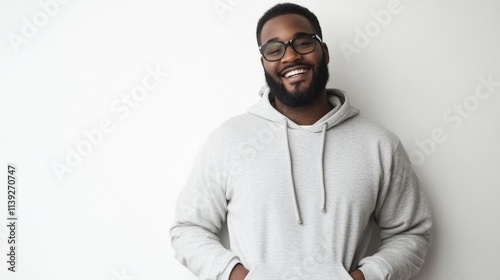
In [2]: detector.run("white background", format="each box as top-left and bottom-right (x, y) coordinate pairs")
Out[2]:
(1, 0), (499, 279)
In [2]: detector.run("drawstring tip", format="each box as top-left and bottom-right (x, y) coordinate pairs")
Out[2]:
(297, 219), (302, 225)
(321, 208), (326, 213)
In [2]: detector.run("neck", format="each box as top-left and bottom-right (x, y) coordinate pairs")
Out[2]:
(273, 90), (333, 125)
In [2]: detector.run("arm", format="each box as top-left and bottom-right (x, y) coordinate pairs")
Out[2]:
(170, 139), (240, 280)
(358, 142), (432, 280)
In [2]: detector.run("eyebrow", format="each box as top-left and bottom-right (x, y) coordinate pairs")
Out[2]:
(263, 32), (311, 45)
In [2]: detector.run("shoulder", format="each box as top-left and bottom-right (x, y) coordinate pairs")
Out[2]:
(205, 112), (271, 147)
(340, 114), (400, 147)
(339, 115), (414, 176)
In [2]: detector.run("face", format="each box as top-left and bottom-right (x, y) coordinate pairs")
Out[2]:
(260, 14), (330, 107)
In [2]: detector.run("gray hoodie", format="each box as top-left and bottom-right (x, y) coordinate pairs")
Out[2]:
(170, 87), (432, 280)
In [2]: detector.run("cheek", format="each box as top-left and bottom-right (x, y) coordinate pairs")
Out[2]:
(263, 63), (279, 76)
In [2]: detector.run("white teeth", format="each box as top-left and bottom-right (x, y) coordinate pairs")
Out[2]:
(284, 68), (308, 78)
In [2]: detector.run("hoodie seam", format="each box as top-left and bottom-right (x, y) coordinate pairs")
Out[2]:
(373, 139), (398, 223)
(379, 140), (402, 191)
(206, 134), (230, 209)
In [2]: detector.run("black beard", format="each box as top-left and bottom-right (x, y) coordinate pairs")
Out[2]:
(265, 56), (329, 108)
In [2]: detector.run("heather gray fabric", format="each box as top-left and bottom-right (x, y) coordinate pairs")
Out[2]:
(170, 87), (432, 280)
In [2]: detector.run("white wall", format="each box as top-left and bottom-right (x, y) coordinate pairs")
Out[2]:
(0, 0), (499, 279)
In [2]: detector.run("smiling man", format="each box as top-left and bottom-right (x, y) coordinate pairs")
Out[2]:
(171, 3), (432, 280)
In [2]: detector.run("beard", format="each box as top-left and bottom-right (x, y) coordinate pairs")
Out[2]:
(265, 56), (329, 108)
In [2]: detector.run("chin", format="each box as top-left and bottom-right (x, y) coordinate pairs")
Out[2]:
(286, 81), (312, 93)
(264, 57), (329, 108)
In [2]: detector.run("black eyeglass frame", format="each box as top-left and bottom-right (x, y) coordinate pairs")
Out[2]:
(259, 33), (323, 62)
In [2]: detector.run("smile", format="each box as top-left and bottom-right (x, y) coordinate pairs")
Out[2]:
(282, 67), (310, 78)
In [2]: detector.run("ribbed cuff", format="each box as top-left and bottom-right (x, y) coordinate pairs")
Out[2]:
(359, 263), (384, 280)
(220, 257), (242, 280)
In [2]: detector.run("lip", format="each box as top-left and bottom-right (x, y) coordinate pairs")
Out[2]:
(281, 65), (311, 78)
(281, 65), (311, 84)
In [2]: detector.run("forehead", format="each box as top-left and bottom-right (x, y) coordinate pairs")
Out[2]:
(260, 14), (315, 43)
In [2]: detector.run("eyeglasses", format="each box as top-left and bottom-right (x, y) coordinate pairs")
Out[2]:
(259, 33), (322, 62)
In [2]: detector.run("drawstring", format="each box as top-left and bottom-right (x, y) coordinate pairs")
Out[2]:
(319, 123), (327, 213)
(283, 120), (329, 225)
(283, 119), (302, 224)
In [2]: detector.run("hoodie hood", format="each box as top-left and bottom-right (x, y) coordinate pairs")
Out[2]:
(248, 85), (360, 132)
(246, 85), (360, 225)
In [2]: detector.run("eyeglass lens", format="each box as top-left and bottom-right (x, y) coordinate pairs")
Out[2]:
(262, 35), (316, 61)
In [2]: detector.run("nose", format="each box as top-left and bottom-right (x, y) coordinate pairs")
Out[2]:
(281, 44), (302, 63)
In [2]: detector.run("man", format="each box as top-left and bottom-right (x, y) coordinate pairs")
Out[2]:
(171, 3), (432, 280)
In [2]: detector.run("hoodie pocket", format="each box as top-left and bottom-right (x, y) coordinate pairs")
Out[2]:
(244, 263), (353, 280)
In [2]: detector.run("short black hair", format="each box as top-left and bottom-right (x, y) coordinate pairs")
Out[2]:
(256, 3), (323, 46)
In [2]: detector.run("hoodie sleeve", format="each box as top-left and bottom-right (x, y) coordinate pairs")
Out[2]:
(170, 137), (240, 280)
(358, 141), (432, 280)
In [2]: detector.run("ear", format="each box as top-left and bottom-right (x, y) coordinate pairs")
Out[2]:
(260, 56), (265, 68)
(321, 43), (330, 64)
